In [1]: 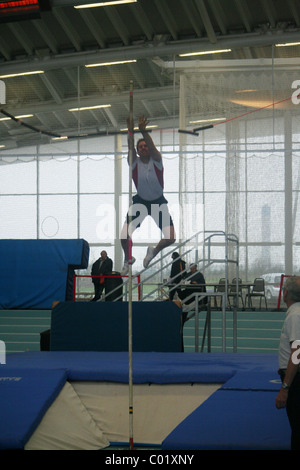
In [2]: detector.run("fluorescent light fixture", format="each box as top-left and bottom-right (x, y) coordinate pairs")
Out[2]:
(275, 42), (300, 47)
(86, 59), (136, 67)
(75, 0), (137, 9)
(235, 89), (258, 93)
(52, 136), (68, 141)
(69, 104), (111, 111)
(0, 71), (44, 79)
(15, 114), (34, 119)
(120, 125), (158, 131)
(0, 114), (34, 121)
(179, 49), (231, 57)
(190, 118), (226, 124)
(0, 145), (5, 149)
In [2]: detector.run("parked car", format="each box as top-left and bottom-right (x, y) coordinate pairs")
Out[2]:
(260, 273), (284, 301)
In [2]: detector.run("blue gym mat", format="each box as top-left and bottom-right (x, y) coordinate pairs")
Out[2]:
(161, 389), (290, 450)
(0, 351), (290, 450)
(220, 369), (282, 391)
(0, 367), (67, 449)
(3, 351), (278, 383)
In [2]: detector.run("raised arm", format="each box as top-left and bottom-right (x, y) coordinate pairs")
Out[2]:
(138, 115), (162, 162)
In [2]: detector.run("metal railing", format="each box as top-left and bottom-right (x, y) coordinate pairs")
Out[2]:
(74, 230), (240, 352)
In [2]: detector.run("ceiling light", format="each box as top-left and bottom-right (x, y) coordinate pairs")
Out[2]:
(235, 89), (258, 93)
(120, 125), (158, 131)
(190, 118), (226, 124)
(179, 49), (231, 57)
(16, 114), (34, 119)
(0, 114), (34, 121)
(0, 71), (44, 79)
(0, 145), (5, 149)
(275, 42), (300, 47)
(86, 60), (136, 67)
(69, 104), (111, 111)
(74, 0), (137, 9)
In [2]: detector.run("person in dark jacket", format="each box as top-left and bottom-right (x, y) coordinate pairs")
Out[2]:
(181, 263), (207, 305)
(91, 250), (113, 301)
(168, 252), (186, 300)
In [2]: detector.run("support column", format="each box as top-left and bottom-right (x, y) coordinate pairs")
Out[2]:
(284, 112), (293, 275)
(114, 133), (123, 271)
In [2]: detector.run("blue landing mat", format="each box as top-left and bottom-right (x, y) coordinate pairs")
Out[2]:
(220, 370), (282, 391)
(162, 389), (291, 450)
(1, 351), (286, 450)
(0, 368), (67, 449)
(4, 351), (279, 383)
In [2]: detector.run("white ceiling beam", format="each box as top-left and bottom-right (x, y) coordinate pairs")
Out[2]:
(207, 0), (227, 36)
(8, 23), (35, 56)
(129, 2), (154, 41)
(78, 10), (107, 48)
(2, 30), (300, 75)
(180, 0), (203, 38)
(103, 6), (131, 46)
(154, 0), (178, 41)
(32, 19), (60, 54)
(52, 7), (83, 51)
(194, 0), (217, 43)
(40, 73), (64, 104)
(4, 85), (178, 116)
(260, 0), (276, 29)
(234, 0), (253, 33)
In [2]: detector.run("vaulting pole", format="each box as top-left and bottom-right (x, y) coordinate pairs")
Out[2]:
(128, 80), (134, 450)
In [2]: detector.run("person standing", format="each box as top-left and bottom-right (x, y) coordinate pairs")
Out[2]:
(120, 115), (175, 275)
(169, 252), (186, 300)
(275, 275), (300, 450)
(91, 250), (113, 301)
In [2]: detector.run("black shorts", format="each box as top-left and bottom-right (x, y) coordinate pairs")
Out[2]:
(126, 194), (174, 230)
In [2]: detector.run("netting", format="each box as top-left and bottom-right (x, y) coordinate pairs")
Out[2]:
(177, 50), (300, 280)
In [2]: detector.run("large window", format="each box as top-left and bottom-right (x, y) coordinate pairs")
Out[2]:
(1, 61), (300, 285)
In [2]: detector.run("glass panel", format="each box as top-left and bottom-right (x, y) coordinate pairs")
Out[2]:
(0, 195), (37, 238)
(38, 195), (77, 239)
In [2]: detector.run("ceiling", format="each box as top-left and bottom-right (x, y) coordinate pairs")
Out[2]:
(0, 0), (300, 151)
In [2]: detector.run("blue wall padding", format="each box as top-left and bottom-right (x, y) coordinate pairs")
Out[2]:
(50, 301), (183, 353)
(0, 368), (67, 449)
(0, 239), (89, 309)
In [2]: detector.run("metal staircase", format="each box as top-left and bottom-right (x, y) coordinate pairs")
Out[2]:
(74, 230), (240, 352)
(106, 231), (239, 352)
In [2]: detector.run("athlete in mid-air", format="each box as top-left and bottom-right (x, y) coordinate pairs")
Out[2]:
(120, 115), (175, 275)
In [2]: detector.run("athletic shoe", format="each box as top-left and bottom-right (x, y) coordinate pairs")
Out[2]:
(143, 246), (156, 268)
(182, 300), (195, 312)
(121, 257), (136, 276)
